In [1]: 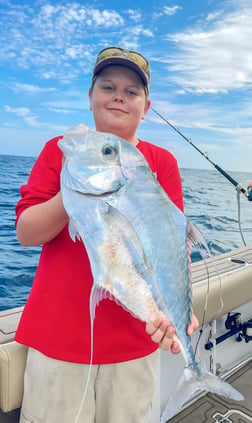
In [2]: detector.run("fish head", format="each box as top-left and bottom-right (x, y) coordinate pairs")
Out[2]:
(59, 123), (128, 195)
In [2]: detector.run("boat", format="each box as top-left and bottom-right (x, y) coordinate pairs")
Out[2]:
(0, 245), (252, 423)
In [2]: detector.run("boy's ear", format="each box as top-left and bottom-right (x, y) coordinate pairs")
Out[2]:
(89, 88), (92, 110)
(143, 98), (151, 118)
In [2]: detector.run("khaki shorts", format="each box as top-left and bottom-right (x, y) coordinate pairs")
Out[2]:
(19, 347), (159, 423)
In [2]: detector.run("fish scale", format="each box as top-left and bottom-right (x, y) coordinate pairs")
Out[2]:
(58, 123), (243, 423)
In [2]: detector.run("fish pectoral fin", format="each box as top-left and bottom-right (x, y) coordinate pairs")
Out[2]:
(103, 202), (149, 269)
(186, 220), (211, 258)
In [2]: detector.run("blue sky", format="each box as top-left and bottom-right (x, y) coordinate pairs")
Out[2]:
(1, 0), (252, 171)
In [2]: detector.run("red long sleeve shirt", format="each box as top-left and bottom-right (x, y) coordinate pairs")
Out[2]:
(15, 136), (183, 364)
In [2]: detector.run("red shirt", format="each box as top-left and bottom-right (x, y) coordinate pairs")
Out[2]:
(15, 136), (183, 364)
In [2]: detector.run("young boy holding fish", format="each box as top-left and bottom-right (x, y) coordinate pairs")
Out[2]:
(15, 47), (198, 423)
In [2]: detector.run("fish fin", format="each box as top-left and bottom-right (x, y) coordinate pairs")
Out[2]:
(90, 283), (112, 323)
(103, 202), (149, 270)
(73, 291), (97, 422)
(186, 220), (211, 257)
(90, 280), (154, 323)
(68, 218), (81, 241)
(73, 282), (112, 422)
(161, 362), (243, 422)
(73, 325), (94, 423)
(73, 283), (117, 421)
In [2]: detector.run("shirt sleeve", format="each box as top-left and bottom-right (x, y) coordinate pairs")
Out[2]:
(15, 136), (63, 224)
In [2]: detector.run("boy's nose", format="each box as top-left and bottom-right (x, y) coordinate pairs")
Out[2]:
(112, 90), (125, 102)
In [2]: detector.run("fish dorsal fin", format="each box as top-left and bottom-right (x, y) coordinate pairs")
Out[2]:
(186, 220), (211, 257)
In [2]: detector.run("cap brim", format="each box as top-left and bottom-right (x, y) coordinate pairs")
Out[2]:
(93, 57), (149, 88)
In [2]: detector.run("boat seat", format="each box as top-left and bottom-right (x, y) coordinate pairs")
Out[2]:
(0, 341), (27, 412)
(0, 307), (26, 413)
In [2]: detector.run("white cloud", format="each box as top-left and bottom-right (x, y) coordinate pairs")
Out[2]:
(23, 115), (41, 128)
(148, 94), (252, 156)
(30, 4), (124, 33)
(86, 9), (124, 27)
(163, 4), (252, 93)
(153, 4), (182, 19)
(5, 105), (30, 117)
(163, 6), (182, 16)
(5, 105), (40, 127)
(127, 9), (142, 22)
(48, 107), (74, 115)
(1, 0), (252, 171)
(0, 4), (125, 82)
(2, 121), (16, 127)
(129, 25), (154, 37)
(43, 99), (89, 110)
(141, 29), (154, 37)
(10, 82), (56, 94)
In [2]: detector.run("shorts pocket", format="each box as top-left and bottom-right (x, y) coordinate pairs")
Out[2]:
(20, 408), (40, 423)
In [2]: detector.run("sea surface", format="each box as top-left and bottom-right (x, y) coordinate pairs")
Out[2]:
(1, 154), (252, 312)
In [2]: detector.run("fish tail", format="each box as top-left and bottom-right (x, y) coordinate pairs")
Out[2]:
(161, 362), (243, 422)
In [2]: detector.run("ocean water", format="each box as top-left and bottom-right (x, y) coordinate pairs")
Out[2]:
(1, 154), (252, 312)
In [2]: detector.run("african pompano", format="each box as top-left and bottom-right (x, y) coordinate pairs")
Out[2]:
(58, 123), (243, 422)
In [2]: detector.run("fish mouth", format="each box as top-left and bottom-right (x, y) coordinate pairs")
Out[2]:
(83, 189), (119, 197)
(73, 176), (125, 197)
(61, 163), (125, 197)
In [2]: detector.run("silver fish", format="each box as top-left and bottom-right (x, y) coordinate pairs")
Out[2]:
(58, 123), (243, 422)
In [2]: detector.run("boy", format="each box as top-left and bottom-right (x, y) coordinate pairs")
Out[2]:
(16, 46), (198, 423)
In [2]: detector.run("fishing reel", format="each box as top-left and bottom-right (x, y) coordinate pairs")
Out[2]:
(237, 319), (252, 343)
(205, 312), (252, 350)
(225, 312), (242, 330)
(247, 185), (252, 201)
(223, 312), (252, 344)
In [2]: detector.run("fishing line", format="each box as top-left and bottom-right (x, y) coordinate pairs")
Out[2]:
(150, 106), (237, 361)
(186, 224), (215, 360)
(192, 259), (224, 364)
(193, 258), (210, 361)
(150, 107), (230, 357)
(151, 107), (249, 197)
(151, 107), (248, 247)
(236, 185), (247, 246)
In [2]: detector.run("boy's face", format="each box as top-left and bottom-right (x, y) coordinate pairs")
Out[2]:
(89, 65), (150, 145)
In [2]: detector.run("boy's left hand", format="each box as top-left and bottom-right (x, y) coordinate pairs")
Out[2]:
(146, 313), (199, 353)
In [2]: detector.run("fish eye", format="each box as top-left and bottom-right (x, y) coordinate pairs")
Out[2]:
(102, 144), (117, 158)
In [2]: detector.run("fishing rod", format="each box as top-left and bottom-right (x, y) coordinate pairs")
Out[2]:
(150, 108), (250, 346)
(151, 107), (251, 201)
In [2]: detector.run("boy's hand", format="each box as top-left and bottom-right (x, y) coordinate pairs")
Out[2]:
(146, 313), (199, 353)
